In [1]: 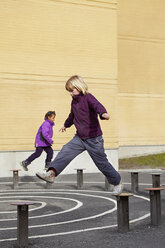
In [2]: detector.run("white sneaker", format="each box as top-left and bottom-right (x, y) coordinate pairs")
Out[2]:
(36, 170), (55, 183)
(112, 183), (124, 196)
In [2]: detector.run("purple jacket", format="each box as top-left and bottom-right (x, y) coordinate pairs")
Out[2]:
(35, 119), (54, 147)
(64, 93), (107, 140)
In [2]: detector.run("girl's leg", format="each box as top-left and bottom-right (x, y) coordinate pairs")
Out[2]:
(26, 147), (43, 164)
(21, 147), (43, 171)
(49, 135), (85, 176)
(85, 136), (121, 185)
(44, 146), (53, 169)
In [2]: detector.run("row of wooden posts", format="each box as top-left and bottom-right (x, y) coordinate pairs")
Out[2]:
(10, 169), (165, 248)
(10, 169), (164, 191)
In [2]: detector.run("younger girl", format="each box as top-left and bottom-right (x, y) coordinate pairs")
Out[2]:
(20, 111), (55, 171)
(36, 76), (123, 195)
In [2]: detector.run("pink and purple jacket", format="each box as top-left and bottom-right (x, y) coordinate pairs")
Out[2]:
(35, 119), (54, 147)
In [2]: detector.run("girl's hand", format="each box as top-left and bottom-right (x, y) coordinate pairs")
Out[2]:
(59, 126), (66, 132)
(102, 113), (110, 120)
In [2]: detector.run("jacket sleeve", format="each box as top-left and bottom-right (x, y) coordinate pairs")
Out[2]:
(64, 110), (74, 128)
(87, 93), (108, 120)
(41, 122), (53, 144)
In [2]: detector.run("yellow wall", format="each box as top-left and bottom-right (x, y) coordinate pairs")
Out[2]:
(118, 0), (165, 146)
(0, 0), (118, 151)
(1, 0), (164, 153)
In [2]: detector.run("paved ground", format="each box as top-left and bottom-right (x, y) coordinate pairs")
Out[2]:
(0, 170), (165, 248)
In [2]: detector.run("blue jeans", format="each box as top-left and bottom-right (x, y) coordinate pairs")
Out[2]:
(50, 135), (121, 185)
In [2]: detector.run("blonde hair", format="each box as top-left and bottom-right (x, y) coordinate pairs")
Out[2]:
(65, 75), (88, 95)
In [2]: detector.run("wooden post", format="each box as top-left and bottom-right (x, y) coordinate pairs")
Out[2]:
(46, 182), (53, 189)
(113, 193), (133, 232)
(131, 172), (139, 193)
(144, 188), (165, 226)
(77, 169), (84, 189)
(74, 169), (85, 189)
(10, 169), (21, 189)
(11, 202), (36, 248)
(151, 173), (162, 188)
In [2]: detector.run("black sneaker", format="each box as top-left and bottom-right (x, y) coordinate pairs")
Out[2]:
(45, 162), (51, 171)
(20, 161), (29, 171)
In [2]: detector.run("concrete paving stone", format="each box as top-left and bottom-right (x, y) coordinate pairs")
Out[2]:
(0, 171), (165, 248)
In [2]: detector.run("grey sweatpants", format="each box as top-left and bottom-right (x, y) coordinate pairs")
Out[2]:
(49, 135), (121, 185)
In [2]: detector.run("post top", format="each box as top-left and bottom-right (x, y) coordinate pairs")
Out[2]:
(10, 169), (21, 171)
(150, 173), (163, 175)
(11, 201), (36, 206)
(113, 193), (133, 197)
(144, 188), (165, 191)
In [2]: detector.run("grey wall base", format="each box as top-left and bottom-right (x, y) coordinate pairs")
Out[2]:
(119, 145), (165, 159)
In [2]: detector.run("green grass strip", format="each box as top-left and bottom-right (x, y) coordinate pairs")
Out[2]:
(119, 153), (165, 169)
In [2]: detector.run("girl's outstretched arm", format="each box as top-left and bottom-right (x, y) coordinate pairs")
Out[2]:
(64, 111), (74, 128)
(60, 110), (74, 132)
